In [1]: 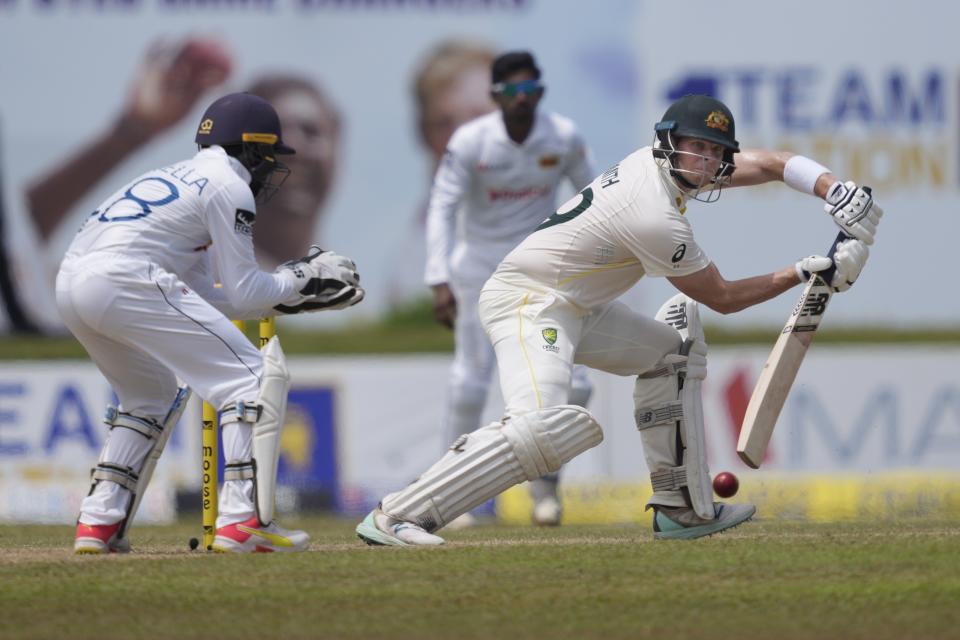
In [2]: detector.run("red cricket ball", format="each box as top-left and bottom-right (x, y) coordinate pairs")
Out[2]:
(712, 471), (739, 498)
(176, 38), (233, 82)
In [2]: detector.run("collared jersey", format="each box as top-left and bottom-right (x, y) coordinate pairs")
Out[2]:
(424, 109), (595, 286)
(62, 146), (293, 312)
(490, 146), (710, 309)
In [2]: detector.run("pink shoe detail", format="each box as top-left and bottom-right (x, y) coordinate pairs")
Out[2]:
(212, 516), (309, 553)
(74, 521), (123, 554)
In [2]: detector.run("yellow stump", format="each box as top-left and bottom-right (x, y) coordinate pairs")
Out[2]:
(201, 400), (218, 550)
(200, 319), (274, 550)
(259, 316), (276, 346)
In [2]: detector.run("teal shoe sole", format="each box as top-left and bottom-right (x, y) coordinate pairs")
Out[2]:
(355, 511), (408, 547)
(654, 504), (756, 540)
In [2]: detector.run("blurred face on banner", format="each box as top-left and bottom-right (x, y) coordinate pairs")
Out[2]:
(415, 41), (497, 167)
(271, 88), (340, 216)
(249, 77), (341, 266)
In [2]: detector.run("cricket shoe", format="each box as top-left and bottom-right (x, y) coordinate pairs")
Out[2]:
(652, 502), (756, 540)
(356, 507), (445, 547)
(531, 496), (563, 527)
(74, 521), (129, 554)
(211, 517), (310, 553)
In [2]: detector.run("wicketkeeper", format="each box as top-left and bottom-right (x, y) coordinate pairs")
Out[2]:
(61, 93), (363, 554)
(357, 93), (882, 544)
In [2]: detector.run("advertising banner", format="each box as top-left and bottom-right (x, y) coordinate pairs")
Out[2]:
(3, 347), (957, 522)
(1, 0), (956, 332)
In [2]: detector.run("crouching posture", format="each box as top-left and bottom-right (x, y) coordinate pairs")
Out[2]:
(62, 93), (363, 554)
(357, 93), (881, 545)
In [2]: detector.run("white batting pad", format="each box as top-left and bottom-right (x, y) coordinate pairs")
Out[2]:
(252, 336), (291, 525)
(381, 406), (603, 532)
(634, 294), (713, 520)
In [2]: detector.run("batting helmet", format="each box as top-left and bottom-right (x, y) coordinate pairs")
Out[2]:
(655, 94), (739, 163)
(653, 94), (739, 202)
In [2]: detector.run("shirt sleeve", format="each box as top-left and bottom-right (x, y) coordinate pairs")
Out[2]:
(181, 251), (276, 320)
(424, 129), (474, 286)
(616, 208), (710, 278)
(203, 182), (295, 313)
(564, 127), (597, 192)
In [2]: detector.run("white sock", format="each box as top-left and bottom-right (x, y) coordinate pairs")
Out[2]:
(217, 420), (256, 527)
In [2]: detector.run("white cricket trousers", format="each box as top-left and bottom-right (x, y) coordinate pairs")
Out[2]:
(479, 284), (681, 415)
(56, 253), (263, 527)
(447, 276), (592, 443)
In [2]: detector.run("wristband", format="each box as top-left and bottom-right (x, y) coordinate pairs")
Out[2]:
(784, 155), (830, 195)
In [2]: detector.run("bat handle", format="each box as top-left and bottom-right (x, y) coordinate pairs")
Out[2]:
(818, 231), (847, 283)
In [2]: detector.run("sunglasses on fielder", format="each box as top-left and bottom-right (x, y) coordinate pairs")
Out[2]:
(492, 79), (544, 97)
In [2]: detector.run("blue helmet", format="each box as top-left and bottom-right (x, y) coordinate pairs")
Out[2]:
(195, 92), (295, 154)
(195, 93), (295, 202)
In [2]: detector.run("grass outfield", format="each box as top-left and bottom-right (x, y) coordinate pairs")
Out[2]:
(1, 516), (958, 640)
(2, 294), (959, 360)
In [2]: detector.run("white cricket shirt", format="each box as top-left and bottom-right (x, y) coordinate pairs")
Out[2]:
(489, 146), (711, 309)
(424, 110), (595, 286)
(61, 146), (294, 314)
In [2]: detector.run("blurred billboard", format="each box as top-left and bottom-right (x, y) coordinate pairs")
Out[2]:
(0, 0), (956, 333)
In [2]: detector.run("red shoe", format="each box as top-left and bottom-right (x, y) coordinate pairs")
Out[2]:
(74, 521), (128, 554)
(211, 516), (310, 553)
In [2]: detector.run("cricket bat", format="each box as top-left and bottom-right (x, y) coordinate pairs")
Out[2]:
(736, 231), (848, 468)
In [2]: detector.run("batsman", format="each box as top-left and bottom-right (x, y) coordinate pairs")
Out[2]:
(357, 93), (882, 544)
(60, 93), (364, 554)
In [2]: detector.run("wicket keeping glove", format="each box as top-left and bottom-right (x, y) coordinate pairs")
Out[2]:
(275, 246), (364, 314)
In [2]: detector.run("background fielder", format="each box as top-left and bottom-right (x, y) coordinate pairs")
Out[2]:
(60, 92), (363, 554)
(424, 51), (596, 525)
(358, 93), (881, 545)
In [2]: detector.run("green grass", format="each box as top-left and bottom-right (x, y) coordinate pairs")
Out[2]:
(2, 295), (959, 359)
(4, 324), (960, 360)
(2, 516), (959, 639)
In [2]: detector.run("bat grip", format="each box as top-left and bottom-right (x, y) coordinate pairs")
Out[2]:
(818, 231), (848, 283)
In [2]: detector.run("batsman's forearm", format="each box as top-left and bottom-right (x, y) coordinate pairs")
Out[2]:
(712, 266), (800, 314)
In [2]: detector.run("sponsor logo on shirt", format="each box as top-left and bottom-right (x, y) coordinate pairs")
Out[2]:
(600, 164), (620, 188)
(235, 209), (256, 236)
(542, 327), (560, 352)
(488, 186), (550, 202)
(538, 154), (560, 168)
(476, 161), (512, 171)
(594, 245), (615, 265)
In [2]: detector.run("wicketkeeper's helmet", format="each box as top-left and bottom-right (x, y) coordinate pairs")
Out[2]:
(195, 92), (295, 154)
(195, 92), (295, 202)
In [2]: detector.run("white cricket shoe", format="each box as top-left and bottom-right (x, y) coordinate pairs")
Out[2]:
(531, 496), (563, 527)
(211, 516), (310, 553)
(652, 502), (756, 540)
(356, 508), (445, 547)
